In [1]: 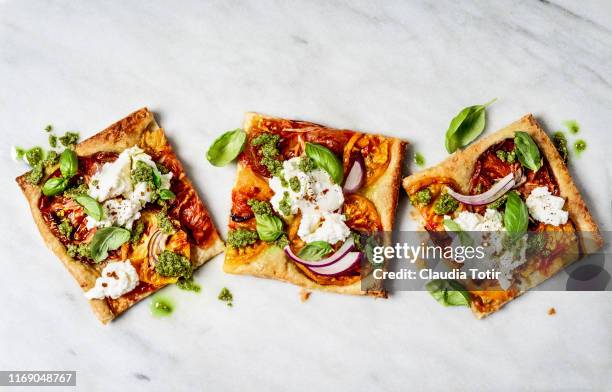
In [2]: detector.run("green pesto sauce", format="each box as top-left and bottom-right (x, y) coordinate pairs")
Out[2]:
(574, 139), (587, 155)
(298, 156), (316, 172)
(156, 211), (176, 234)
(251, 133), (282, 176)
(227, 228), (258, 248)
(218, 287), (233, 307)
(433, 193), (459, 215)
(289, 176), (301, 192)
(150, 296), (174, 317)
(177, 277), (201, 293)
(552, 131), (569, 163)
(247, 199), (272, 216)
(48, 134), (58, 148)
(414, 152), (425, 167)
(564, 120), (580, 134)
(155, 250), (192, 278)
(131, 160), (155, 186)
(59, 131), (79, 148)
(279, 191), (291, 216)
(411, 188), (432, 206)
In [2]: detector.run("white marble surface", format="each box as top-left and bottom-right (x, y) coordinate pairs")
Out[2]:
(1, 1), (611, 391)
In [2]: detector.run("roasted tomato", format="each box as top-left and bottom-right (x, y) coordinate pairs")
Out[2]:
(304, 128), (354, 156)
(406, 177), (462, 233)
(294, 261), (361, 286)
(229, 167), (273, 228)
(39, 195), (95, 245)
(284, 213), (360, 285)
(469, 138), (559, 215)
(343, 133), (390, 187)
(224, 241), (269, 266)
(133, 213), (191, 287)
(239, 131), (275, 178)
(342, 194), (382, 233)
(79, 152), (118, 181)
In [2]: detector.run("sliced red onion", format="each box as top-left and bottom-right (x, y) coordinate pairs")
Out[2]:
(284, 237), (354, 267)
(306, 252), (361, 276)
(343, 153), (366, 194)
(446, 172), (515, 206)
(148, 230), (168, 267)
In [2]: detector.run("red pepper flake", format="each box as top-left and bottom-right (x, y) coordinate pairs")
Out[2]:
(106, 271), (119, 280)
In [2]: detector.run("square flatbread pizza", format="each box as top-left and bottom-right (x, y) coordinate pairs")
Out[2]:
(403, 114), (603, 318)
(16, 108), (224, 323)
(223, 112), (407, 297)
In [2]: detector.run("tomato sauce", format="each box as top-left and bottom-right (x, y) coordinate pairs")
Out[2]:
(469, 139), (559, 219)
(39, 149), (214, 254)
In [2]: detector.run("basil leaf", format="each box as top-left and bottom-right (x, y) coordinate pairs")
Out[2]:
(443, 219), (474, 247)
(297, 241), (333, 261)
(59, 149), (78, 179)
(206, 129), (247, 167)
(158, 189), (176, 200)
(305, 142), (343, 184)
(504, 191), (528, 241)
(514, 131), (542, 171)
(74, 195), (104, 221)
(444, 98), (496, 153)
(426, 279), (470, 307)
(42, 177), (68, 196)
(445, 280), (471, 306)
(152, 168), (162, 188)
(255, 214), (283, 242)
(89, 226), (131, 263)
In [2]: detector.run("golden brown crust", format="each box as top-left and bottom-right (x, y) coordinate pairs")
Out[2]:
(16, 108), (223, 323)
(223, 112), (407, 298)
(402, 114), (603, 318)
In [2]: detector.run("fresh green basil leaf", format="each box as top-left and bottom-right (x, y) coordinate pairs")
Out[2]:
(152, 168), (162, 188)
(443, 219), (474, 247)
(444, 98), (496, 153)
(89, 226), (131, 263)
(305, 142), (343, 184)
(158, 189), (176, 200)
(514, 131), (542, 171)
(426, 279), (470, 307)
(74, 195), (104, 221)
(297, 241), (333, 261)
(42, 177), (68, 196)
(206, 128), (247, 167)
(255, 214), (283, 242)
(445, 280), (471, 306)
(504, 191), (528, 241)
(59, 149), (78, 179)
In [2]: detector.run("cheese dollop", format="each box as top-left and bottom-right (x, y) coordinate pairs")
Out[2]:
(525, 186), (568, 226)
(85, 260), (139, 300)
(86, 146), (172, 229)
(446, 208), (526, 290)
(448, 209), (504, 232)
(269, 157), (350, 244)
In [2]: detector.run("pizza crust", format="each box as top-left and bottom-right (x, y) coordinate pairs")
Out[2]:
(402, 114), (603, 317)
(16, 108), (223, 323)
(223, 112), (407, 297)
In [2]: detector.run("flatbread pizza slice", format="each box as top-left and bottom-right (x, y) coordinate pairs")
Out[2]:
(16, 108), (224, 323)
(223, 113), (407, 297)
(403, 114), (603, 318)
